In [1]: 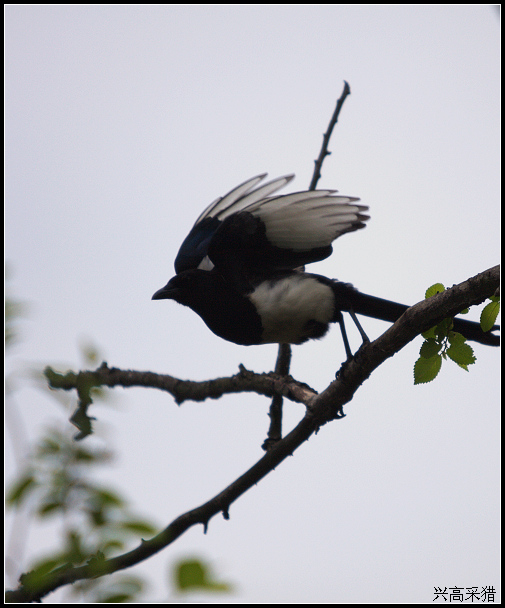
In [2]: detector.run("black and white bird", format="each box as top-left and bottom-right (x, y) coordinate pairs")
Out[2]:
(152, 174), (499, 355)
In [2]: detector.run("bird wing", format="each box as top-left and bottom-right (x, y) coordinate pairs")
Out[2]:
(174, 174), (369, 275)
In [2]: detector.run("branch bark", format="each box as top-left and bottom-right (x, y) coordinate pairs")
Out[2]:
(8, 265), (499, 602)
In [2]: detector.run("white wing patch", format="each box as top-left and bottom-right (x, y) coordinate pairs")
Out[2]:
(193, 173), (368, 251)
(253, 195), (367, 250)
(249, 275), (335, 344)
(194, 174), (294, 224)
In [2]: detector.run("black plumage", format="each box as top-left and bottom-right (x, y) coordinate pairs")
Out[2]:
(153, 174), (499, 352)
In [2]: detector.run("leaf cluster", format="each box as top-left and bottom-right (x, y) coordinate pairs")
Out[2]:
(414, 284), (499, 384)
(6, 429), (156, 602)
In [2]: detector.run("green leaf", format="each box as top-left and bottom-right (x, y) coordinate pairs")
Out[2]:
(96, 577), (144, 603)
(446, 342), (476, 368)
(414, 354), (442, 384)
(73, 446), (100, 463)
(37, 437), (62, 456)
(102, 593), (131, 602)
(119, 520), (158, 536)
(93, 488), (125, 508)
(447, 331), (466, 346)
(174, 558), (231, 593)
(421, 326), (437, 340)
(481, 300), (500, 332)
(419, 339), (441, 358)
(176, 559), (206, 590)
(434, 317), (453, 339)
(38, 501), (63, 517)
(6, 473), (37, 506)
(425, 283), (445, 298)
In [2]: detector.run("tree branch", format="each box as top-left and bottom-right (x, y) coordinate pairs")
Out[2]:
(310, 80), (351, 191)
(45, 363), (316, 408)
(8, 265), (498, 602)
(267, 81), (353, 444)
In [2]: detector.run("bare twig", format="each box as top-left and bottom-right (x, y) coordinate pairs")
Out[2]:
(310, 80), (351, 191)
(268, 81), (352, 444)
(263, 343), (292, 450)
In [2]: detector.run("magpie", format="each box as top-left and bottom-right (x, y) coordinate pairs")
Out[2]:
(152, 174), (499, 355)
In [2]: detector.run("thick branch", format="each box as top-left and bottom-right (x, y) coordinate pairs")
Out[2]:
(8, 266), (499, 602)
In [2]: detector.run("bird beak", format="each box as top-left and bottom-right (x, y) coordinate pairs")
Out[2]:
(152, 283), (177, 300)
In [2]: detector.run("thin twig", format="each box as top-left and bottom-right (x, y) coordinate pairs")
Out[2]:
(268, 81), (352, 445)
(263, 344), (292, 451)
(310, 80), (351, 191)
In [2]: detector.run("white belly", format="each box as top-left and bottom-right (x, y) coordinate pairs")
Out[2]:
(248, 275), (335, 344)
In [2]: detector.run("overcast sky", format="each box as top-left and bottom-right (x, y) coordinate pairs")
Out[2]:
(5, 5), (500, 603)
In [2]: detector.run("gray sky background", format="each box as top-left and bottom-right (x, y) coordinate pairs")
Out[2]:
(6, 5), (500, 603)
